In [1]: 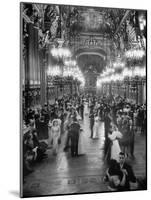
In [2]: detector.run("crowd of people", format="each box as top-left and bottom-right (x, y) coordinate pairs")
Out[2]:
(22, 93), (146, 190)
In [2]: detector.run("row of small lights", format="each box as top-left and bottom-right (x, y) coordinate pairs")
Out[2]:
(100, 61), (124, 79)
(125, 49), (145, 60)
(97, 47), (146, 87)
(47, 65), (85, 86)
(50, 45), (145, 88)
(51, 47), (72, 59)
(97, 66), (146, 87)
(48, 47), (85, 86)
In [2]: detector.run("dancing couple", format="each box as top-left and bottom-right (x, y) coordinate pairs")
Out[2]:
(104, 119), (123, 162)
(64, 114), (86, 157)
(104, 152), (136, 191)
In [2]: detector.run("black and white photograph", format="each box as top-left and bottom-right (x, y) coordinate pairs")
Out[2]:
(20, 2), (147, 198)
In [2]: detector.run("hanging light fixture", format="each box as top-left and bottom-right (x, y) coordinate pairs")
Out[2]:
(138, 12), (146, 31)
(51, 47), (72, 59)
(47, 65), (62, 76)
(133, 66), (146, 77)
(122, 68), (133, 78)
(125, 49), (145, 60)
(64, 59), (77, 67)
(113, 61), (125, 69)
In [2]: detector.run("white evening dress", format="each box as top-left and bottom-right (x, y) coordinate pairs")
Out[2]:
(84, 102), (89, 115)
(108, 130), (123, 162)
(93, 116), (99, 139)
(78, 129), (86, 155)
(48, 121), (52, 147)
(51, 125), (61, 154)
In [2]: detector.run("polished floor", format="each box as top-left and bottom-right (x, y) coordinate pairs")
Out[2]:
(23, 113), (146, 197)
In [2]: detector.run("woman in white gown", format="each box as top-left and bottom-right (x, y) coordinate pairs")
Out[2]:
(84, 101), (89, 115)
(93, 115), (100, 139)
(108, 124), (123, 162)
(51, 119), (61, 155)
(78, 118), (86, 155)
(48, 120), (52, 148)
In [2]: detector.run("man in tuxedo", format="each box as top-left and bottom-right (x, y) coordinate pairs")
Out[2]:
(104, 111), (112, 158)
(70, 117), (80, 157)
(118, 152), (136, 191)
(80, 102), (84, 120)
(89, 111), (94, 138)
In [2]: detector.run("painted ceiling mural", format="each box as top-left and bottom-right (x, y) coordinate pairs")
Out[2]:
(69, 7), (126, 36)
(22, 3), (146, 77)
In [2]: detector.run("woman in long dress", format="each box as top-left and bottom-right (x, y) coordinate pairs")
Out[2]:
(51, 119), (61, 155)
(84, 101), (89, 115)
(93, 115), (100, 139)
(78, 118), (86, 155)
(120, 115), (132, 156)
(48, 120), (52, 148)
(133, 109), (138, 134)
(108, 124), (123, 162)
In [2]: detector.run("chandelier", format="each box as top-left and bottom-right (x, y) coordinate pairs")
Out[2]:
(125, 49), (145, 60)
(50, 47), (72, 59)
(64, 59), (77, 67)
(113, 61), (125, 69)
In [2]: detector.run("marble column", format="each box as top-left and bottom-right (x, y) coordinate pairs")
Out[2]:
(28, 23), (35, 85)
(24, 23), (34, 108)
(138, 81), (143, 105)
(70, 83), (73, 95)
(142, 81), (146, 104)
(126, 84), (130, 100)
(24, 34), (30, 108)
(39, 48), (47, 106)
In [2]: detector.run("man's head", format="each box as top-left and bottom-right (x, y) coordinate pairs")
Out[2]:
(119, 152), (125, 165)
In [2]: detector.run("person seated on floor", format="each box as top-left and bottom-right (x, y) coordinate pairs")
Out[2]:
(32, 129), (48, 161)
(23, 131), (35, 179)
(118, 152), (137, 190)
(103, 159), (127, 191)
(23, 129), (48, 166)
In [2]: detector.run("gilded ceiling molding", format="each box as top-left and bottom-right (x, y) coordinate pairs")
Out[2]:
(77, 52), (106, 60)
(22, 12), (33, 24)
(114, 10), (130, 36)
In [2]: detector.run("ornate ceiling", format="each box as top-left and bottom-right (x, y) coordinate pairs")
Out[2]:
(67, 6), (126, 37)
(77, 54), (105, 73)
(22, 3), (146, 77)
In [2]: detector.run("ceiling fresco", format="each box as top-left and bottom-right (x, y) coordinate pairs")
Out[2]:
(22, 4), (146, 77)
(68, 6), (127, 37)
(77, 54), (106, 73)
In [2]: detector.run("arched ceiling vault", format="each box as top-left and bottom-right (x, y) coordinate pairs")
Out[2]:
(74, 46), (107, 74)
(75, 47), (107, 58)
(76, 53), (106, 74)
(22, 4), (146, 78)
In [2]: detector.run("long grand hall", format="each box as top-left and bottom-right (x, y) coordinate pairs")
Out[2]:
(21, 3), (147, 197)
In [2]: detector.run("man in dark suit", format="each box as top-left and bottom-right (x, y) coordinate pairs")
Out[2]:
(89, 111), (94, 138)
(70, 117), (80, 157)
(104, 111), (112, 158)
(80, 102), (84, 120)
(118, 152), (136, 190)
